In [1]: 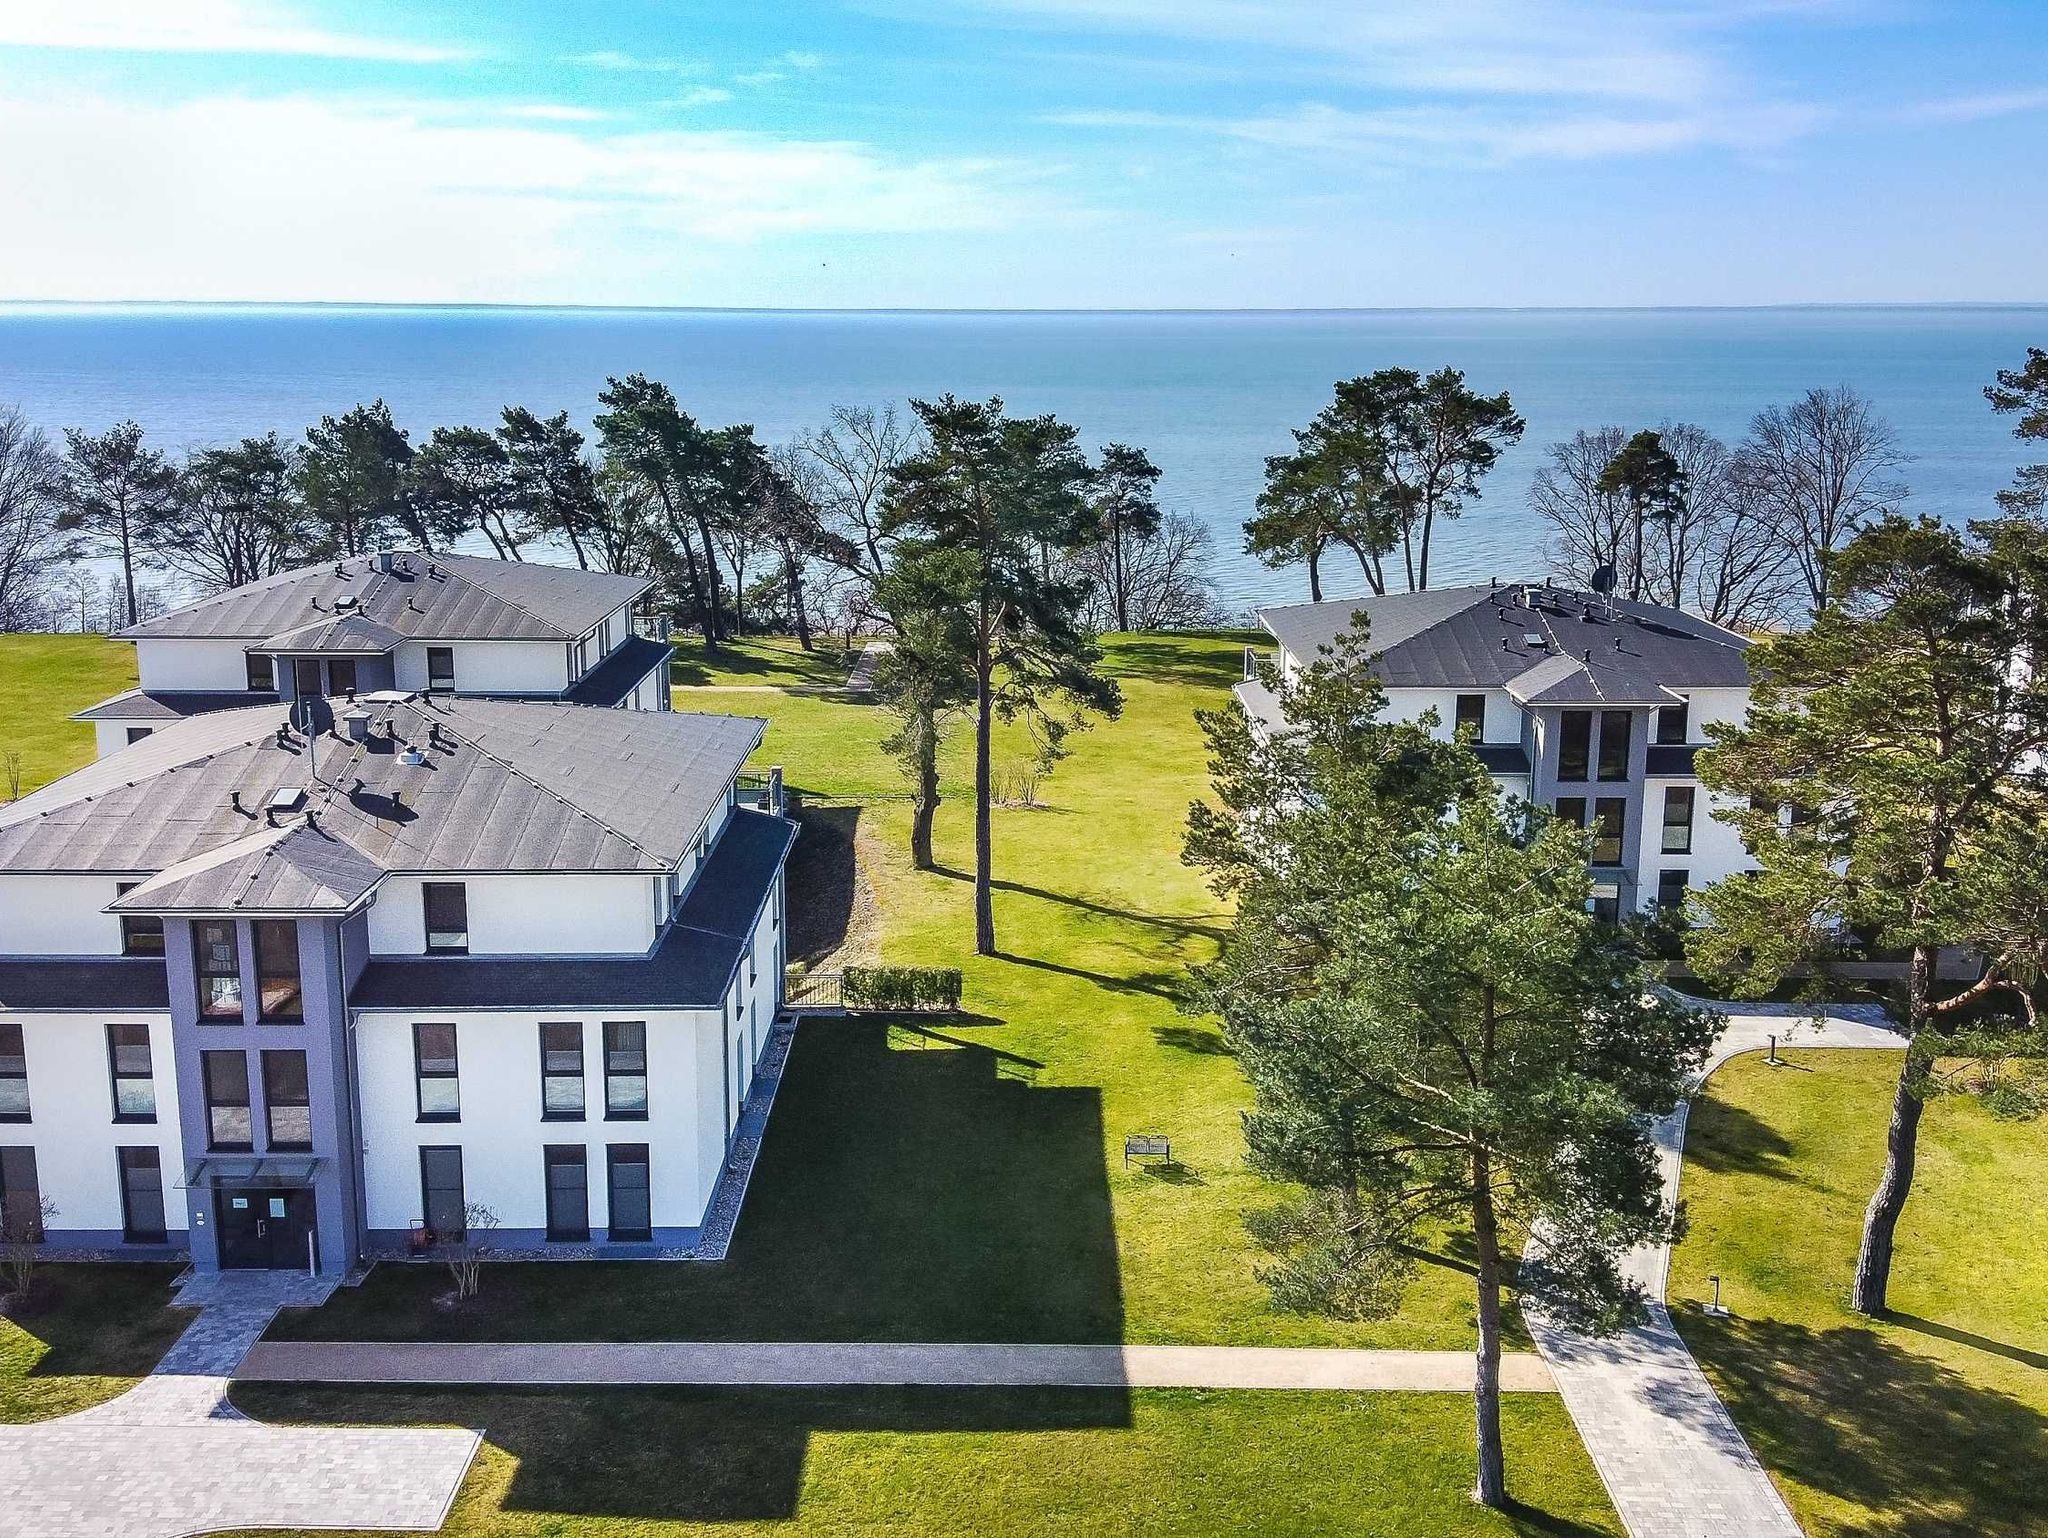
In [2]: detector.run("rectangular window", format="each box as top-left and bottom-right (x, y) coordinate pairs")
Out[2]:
(419, 1146), (465, 1242)
(246, 652), (275, 692)
(540, 1022), (585, 1120)
(254, 920), (302, 1021)
(1591, 798), (1626, 867)
(1597, 710), (1632, 781)
(1661, 786), (1696, 855)
(426, 647), (455, 692)
(544, 1145), (590, 1241)
(328, 658), (358, 697)
(117, 1147), (166, 1243)
(1554, 796), (1587, 830)
(1453, 693), (1487, 740)
(194, 920), (242, 1020)
(1557, 710), (1592, 781)
(116, 883), (164, 958)
(607, 1144), (651, 1242)
(422, 883), (468, 955)
(413, 1023), (459, 1121)
(603, 1021), (647, 1120)
(0, 1025), (26, 1123)
(263, 1049), (312, 1150)
(126, 727), (153, 746)
(202, 1049), (252, 1150)
(1592, 893), (1621, 925)
(0, 1147), (42, 1244)
(1656, 701), (1689, 746)
(1657, 868), (1690, 912)
(106, 1024), (155, 1122)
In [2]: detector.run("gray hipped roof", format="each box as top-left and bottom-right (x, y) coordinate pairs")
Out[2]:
(119, 551), (650, 644)
(109, 822), (386, 915)
(0, 695), (765, 886)
(1260, 583), (1750, 697)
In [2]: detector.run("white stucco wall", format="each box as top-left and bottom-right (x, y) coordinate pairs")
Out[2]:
(1670, 686), (1749, 738)
(356, 1006), (722, 1234)
(1636, 781), (1756, 905)
(135, 639), (252, 692)
(366, 873), (659, 958)
(0, 875), (137, 957)
(3, 1013), (182, 1235)
(1380, 686), (1524, 744)
(391, 641), (570, 696)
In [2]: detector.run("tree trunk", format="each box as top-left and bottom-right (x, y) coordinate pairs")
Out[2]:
(1630, 498), (1646, 602)
(1853, 943), (1935, 1314)
(910, 711), (939, 870)
(1471, 1145), (1507, 1508)
(1417, 506), (1432, 592)
(118, 507), (138, 628)
(973, 632), (996, 957)
(785, 554), (813, 650)
(1111, 515), (1129, 632)
(1307, 545), (1323, 603)
(692, 510), (726, 644)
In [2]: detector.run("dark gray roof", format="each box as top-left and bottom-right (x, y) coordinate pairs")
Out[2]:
(0, 696), (765, 878)
(351, 809), (796, 1011)
(74, 689), (278, 723)
(259, 613), (407, 654)
(565, 636), (673, 707)
(1259, 583), (1750, 694)
(119, 551), (649, 644)
(1503, 652), (1685, 709)
(0, 958), (169, 1012)
(1473, 743), (1532, 774)
(111, 822), (385, 915)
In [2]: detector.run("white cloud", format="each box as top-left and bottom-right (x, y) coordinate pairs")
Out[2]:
(735, 71), (788, 88)
(563, 50), (695, 73)
(781, 51), (827, 69)
(1905, 88), (2048, 124)
(0, 89), (1047, 303)
(0, 0), (467, 62)
(676, 87), (736, 108)
(501, 103), (612, 122)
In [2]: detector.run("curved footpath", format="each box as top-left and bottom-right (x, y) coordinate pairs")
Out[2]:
(1525, 1000), (1904, 1538)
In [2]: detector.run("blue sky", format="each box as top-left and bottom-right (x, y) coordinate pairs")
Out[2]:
(1, 0), (2044, 307)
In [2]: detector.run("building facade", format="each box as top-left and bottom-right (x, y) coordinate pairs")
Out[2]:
(0, 692), (793, 1275)
(75, 550), (674, 756)
(1238, 581), (1757, 917)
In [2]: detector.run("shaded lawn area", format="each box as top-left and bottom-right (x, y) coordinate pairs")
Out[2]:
(224, 1384), (1620, 1538)
(0, 633), (136, 794)
(1671, 1049), (2048, 1537)
(671, 634), (859, 689)
(0, 1263), (189, 1422)
(290, 631), (1502, 1351)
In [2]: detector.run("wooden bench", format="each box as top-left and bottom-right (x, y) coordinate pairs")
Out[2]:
(1123, 1133), (1171, 1169)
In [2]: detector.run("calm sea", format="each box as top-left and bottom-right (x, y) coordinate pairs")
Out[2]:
(0, 304), (2040, 611)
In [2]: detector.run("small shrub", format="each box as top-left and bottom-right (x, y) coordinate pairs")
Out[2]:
(842, 965), (963, 1013)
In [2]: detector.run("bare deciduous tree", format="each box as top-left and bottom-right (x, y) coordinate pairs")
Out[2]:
(1074, 512), (1227, 630)
(1741, 386), (1908, 616)
(795, 403), (924, 584)
(443, 1202), (500, 1303)
(0, 408), (73, 632)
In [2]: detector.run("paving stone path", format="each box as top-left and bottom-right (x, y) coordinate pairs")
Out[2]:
(0, 1271), (479, 1538)
(1527, 1001), (1904, 1538)
(843, 639), (891, 692)
(240, 1339), (1557, 1392)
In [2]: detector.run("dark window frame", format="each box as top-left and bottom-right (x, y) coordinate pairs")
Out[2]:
(1661, 785), (1697, 855)
(603, 1021), (648, 1121)
(0, 1146), (43, 1244)
(606, 1143), (652, 1242)
(125, 726), (153, 746)
(544, 1144), (590, 1242)
(419, 1145), (465, 1242)
(327, 658), (358, 697)
(262, 1049), (313, 1151)
(246, 652), (275, 692)
(413, 1022), (460, 1122)
(117, 1146), (167, 1243)
(1453, 693), (1487, 741)
(540, 1021), (586, 1122)
(253, 919), (303, 1022)
(1590, 797), (1626, 867)
(0, 1024), (27, 1123)
(1656, 701), (1689, 746)
(1557, 710), (1592, 781)
(115, 883), (164, 958)
(201, 1049), (252, 1151)
(1554, 796), (1587, 830)
(422, 882), (469, 956)
(194, 919), (243, 1021)
(426, 647), (456, 692)
(106, 1023), (156, 1124)
(1596, 709), (1632, 782)
(1657, 868), (1691, 912)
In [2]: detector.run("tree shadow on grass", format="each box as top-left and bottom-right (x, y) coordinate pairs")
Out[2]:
(992, 948), (1185, 1003)
(1678, 1307), (2048, 1536)
(7, 1264), (188, 1385)
(1682, 1095), (1798, 1179)
(786, 803), (860, 966)
(1887, 1313), (2048, 1373)
(1152, 1024), (1233, 1055)
(927, 865), (1229, 947)
(1101, 634), (1257, 688)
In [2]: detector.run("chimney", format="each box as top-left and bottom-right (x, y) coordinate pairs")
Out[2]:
(343, 708), (372, 743)
(374, 550), (396, 574)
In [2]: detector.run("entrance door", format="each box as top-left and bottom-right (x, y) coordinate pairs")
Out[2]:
(215, 1187), (317, 1269)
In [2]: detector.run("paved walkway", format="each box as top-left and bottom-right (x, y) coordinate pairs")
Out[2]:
(239, 1339), (1556, 1392)
(844, 639), (891, 692)
(1527, 1002), (1904, 1538)
(0, 1272), (479, 1538)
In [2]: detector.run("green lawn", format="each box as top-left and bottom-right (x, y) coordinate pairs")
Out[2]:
(224, 1385), (1620, 1538)
(0, 634), (135, 795)
(0, 1263), (189, 1421)
(284, 631), (1500, 1351)
(671, 634), (861, 689)
(1670, 1049), (2048, 1537)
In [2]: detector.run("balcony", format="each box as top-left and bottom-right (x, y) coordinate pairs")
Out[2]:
(736, 767), (786, 816)
(632, 612), (672, 643)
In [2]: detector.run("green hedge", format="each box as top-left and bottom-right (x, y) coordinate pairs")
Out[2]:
(842, 965), (963, 1013)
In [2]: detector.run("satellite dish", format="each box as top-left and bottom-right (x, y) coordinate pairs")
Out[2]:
(1590, 563), (1619, 595)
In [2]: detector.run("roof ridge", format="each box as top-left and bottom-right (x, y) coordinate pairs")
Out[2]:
(431, 553), (588, 640)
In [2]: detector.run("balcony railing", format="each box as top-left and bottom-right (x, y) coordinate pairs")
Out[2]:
(633, 613), (672, 643)
(736, 766), (786, 815)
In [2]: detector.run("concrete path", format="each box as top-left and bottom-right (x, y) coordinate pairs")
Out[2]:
(1527, 1001), (1904, 1538)
(844, 639), (891, 692)
(0, 1276), (479, 1538)
(240, 1339), (1556, 1393)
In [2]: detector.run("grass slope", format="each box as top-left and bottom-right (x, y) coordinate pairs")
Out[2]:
(225, 1384), (1621, 1538)
(0, 634), (136, 795)
(287, 632), (1496, 1350)
(0, 1263), (189, 1422)
(1670, 1049), (2048, 1537)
